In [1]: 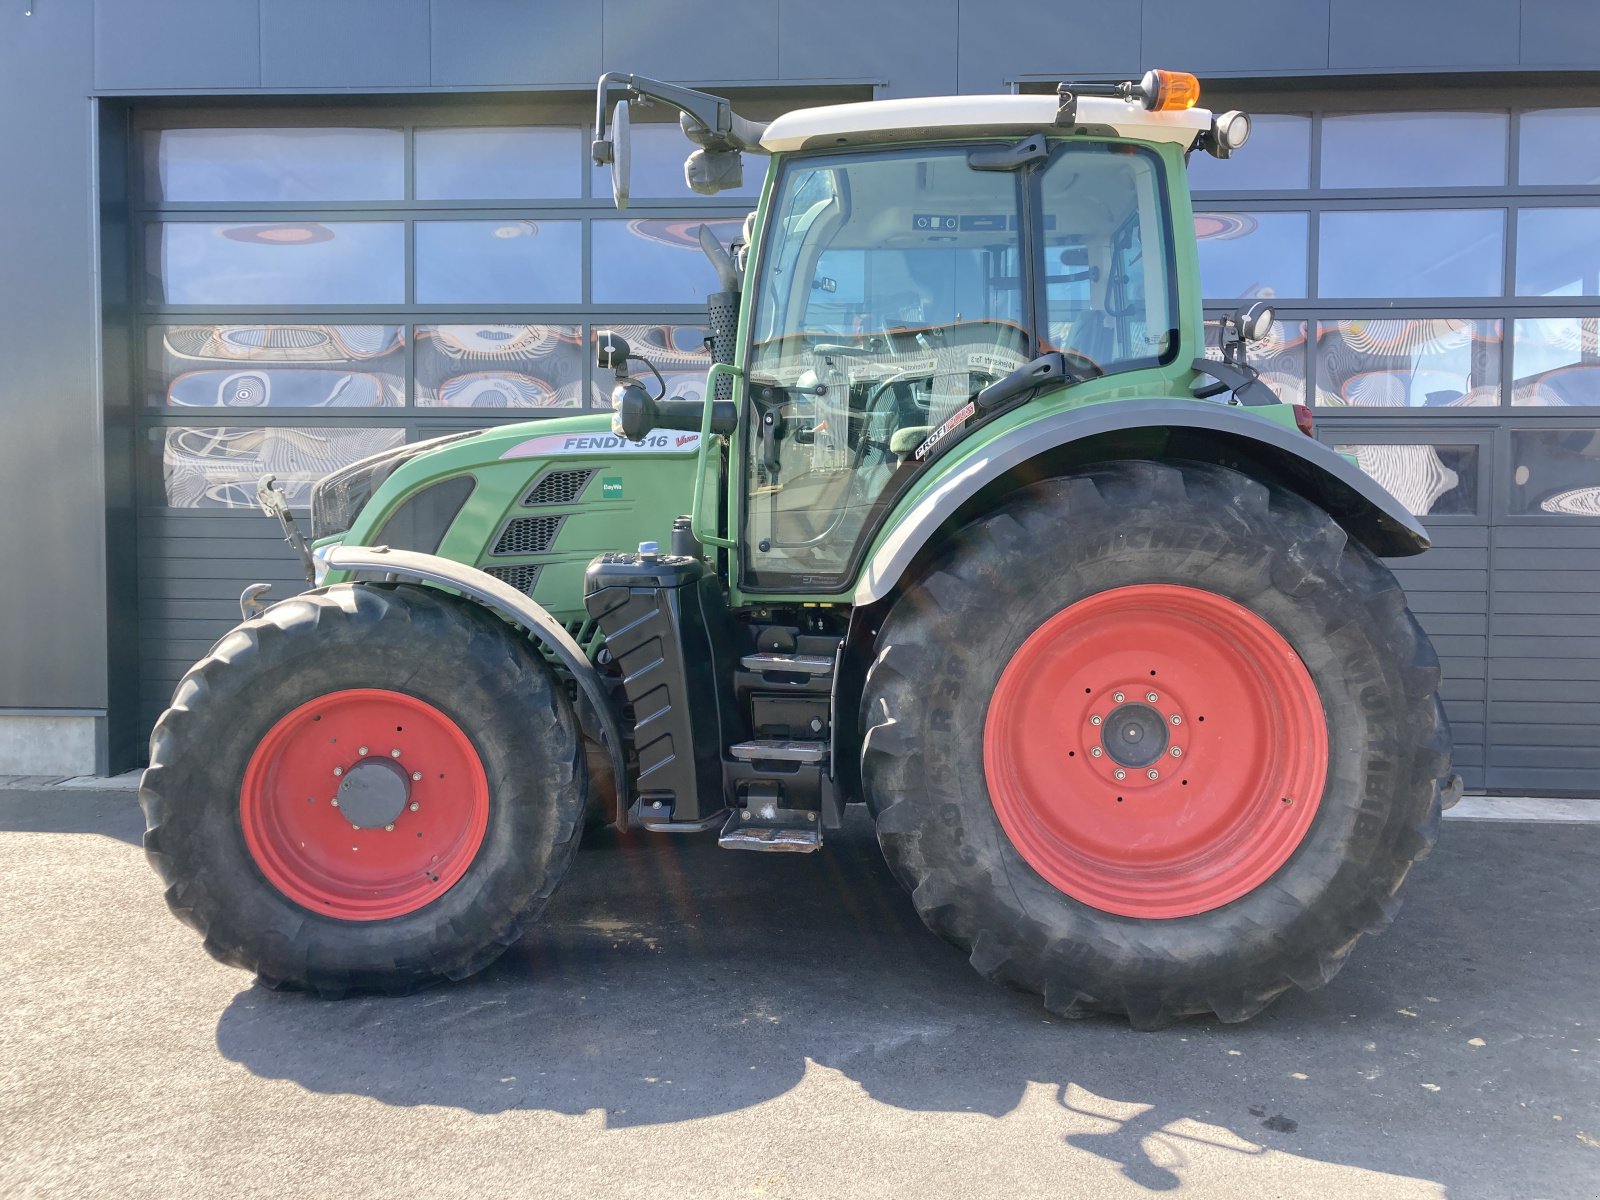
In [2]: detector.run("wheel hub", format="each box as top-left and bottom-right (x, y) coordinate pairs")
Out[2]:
(336, 758), (411, 830)
(1101, 701), (1169, 768)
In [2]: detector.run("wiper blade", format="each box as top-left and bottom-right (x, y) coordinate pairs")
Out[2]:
(972, 351), (1088, 417)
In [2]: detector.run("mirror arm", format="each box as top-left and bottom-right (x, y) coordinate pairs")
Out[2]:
(592, 72), (768, 164)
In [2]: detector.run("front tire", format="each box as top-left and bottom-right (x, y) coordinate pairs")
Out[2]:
(141, 583), (587, 996)
(860, 460), (1450, 1027)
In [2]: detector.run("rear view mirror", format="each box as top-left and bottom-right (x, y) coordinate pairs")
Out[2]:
(609, 100), (631, 210)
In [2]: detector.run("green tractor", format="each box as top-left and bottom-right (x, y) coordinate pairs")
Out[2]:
(141, 70), (1458, 1028)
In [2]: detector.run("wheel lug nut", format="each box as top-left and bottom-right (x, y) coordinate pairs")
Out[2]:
(332, 766), (344, 777)
(1146, 692), (1159, 703)
(1147, 769), (1160, 780)
(412, 771), (422, 781)
(1170, 714), (1182, 726)
(1089, 714), (1103, 726)
(1090, 747), (1103, 758)
(390, 749), (402, 758)
(330, 798), (339, 808)
(358, 746), (369, 756)
(409, 802), (419, 812)
(1113, 768), (1126, 780)
(1170, 746), (1183, 758)
(1112, 692), (1125, 703)
(385, 824), (394, 832)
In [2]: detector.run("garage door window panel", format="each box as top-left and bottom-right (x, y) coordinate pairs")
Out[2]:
(1194, 211), (1308, 300)
(1509, 430), (1600, 519)
(1316, 318), (1501, 407)
(158, 426), (406, 509)
(414, 127), (584, 200)
(1321, 113), (1508, 190)
(1205, 318), (1308, 406)
(1516, 208), (1600, 297)
(414, 220), (582, 305)
(587, 325), (712, 405)
(1518, 109), (1600, 186)
(592, 218), (744, 305)
(143, 128), (405, 203)
(146, 325), (405, 409)
(147, 222), (405, 306)
(1513, 318), (1600, 406)
(1318, 209), (1504, 299)
(415, 324), (586, 408)
(589, 123), (761, 201)
(1333, 443), (1480, 517)
(1187, 115), (1311, 193)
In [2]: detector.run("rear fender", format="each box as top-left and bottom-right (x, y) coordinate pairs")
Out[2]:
(854, 398), (1429, 605)
(319, 544), (628, 824)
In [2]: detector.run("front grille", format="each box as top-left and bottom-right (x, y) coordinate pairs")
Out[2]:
(522, 468), (595, 506)
(492, 515), (563, 556)
(483, 563), (541, 595)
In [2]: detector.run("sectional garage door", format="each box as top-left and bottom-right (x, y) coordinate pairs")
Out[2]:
(128, 99), (793, 733)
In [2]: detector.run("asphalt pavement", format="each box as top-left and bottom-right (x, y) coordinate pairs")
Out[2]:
(2, 788), (1597, 1200)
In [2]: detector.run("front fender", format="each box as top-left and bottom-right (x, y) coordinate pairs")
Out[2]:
(854, 398), (1429, 605)
(320, 544), (627, 822)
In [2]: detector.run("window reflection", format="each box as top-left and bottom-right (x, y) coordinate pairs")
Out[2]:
(1332, 444), (1479, 516)
(1204, 319), (1308, 405)
(149, 325), (404, 408)
(1519, 109), (1600, 186)
(591, 218), (744, 305)
(589, 123), (761, 199)
(147, 222), (405, 306)
(415, 325), (586, 407)
(1510, 430), (1600, 518)
(1513, 318), (1600, 406)
(160, 426), (405, 508)
(414, 220), (581, 305)
(1515, 208), (1600, 297)
(1317, 318), (1501, 407)
(1321, 112), (1508, 189)
(143, 128), (404, 203)
(1194, 211), (1308, 299)
(415, 127), (583, 200)
(1318, 210), (1503, 297)
(1186, 115), (1311, 192)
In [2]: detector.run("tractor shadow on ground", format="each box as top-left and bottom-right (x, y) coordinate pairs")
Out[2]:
(0, 789), (143, 846)
(215, 815), (1600, 1196)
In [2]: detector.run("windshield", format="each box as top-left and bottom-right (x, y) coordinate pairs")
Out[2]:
(743, 141), (1176, 588)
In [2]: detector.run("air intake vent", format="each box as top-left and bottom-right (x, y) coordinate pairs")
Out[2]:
(483, 563), (541, 595)
(522, 469), (595, 506)
(492, 515), (563, 556)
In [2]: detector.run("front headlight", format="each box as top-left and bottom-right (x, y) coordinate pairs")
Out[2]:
(309, 431), (479, 540)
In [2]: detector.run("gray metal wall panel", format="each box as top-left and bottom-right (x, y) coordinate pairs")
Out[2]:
(778, 0), (950, 96)
(430, 0), (601, 86)
(94, 0), (260, 91)
(1142, 1), (1330, 74)
(0, 5), (110, 709)
(601, 0), (779, 82)
(956, 0), (1141, 93)
(1328, 0), (1520, 70)
(1520, 0), (1600, 66)
(261, 0), (431, 89)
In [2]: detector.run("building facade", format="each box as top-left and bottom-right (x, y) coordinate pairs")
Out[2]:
(2, 1), (1598, 792)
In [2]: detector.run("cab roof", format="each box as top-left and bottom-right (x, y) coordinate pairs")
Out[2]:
(760, 93), (1212, 154)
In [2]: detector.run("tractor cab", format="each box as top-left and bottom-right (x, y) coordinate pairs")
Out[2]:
(591, 74), (1259, 593)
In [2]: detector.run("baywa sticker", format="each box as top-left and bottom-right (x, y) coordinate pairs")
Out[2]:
(501, 430), (702, 460)
(914, 401), (977, 461)
(601, 476), (624, 500)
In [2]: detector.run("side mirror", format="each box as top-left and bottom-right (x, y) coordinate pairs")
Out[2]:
(609, 100), (631, 210)
(1234, 300), (1274, 343)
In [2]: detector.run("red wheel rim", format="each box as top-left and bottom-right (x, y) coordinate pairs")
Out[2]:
(983, 585), (1327, 919)
(240, 689), (489, 921)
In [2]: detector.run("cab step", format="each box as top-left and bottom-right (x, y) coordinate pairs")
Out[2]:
(718, 806), (823, 853)
(728, 739), (829, 763)
(739, 652), (834, 677)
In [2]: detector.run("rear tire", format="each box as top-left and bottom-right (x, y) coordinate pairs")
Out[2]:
(860, 460), (1450, 1028)
(141, 583), (587, 996)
